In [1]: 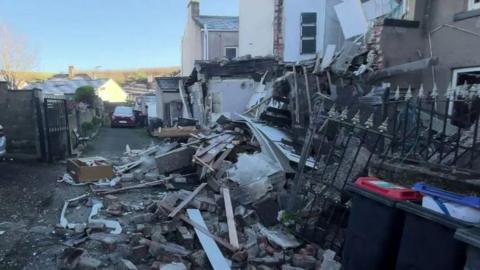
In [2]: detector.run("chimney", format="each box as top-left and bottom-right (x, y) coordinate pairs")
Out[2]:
(68, 65), (75, 78)
(188, 0), (200, 18)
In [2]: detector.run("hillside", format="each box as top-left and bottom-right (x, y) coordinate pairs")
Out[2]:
(14, 67), (180, 84)
(77, 67), (180, 84)
(14, 71), (55, 82)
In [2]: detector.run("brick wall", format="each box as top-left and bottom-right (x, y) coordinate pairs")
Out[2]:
(273, 0), (284, 60)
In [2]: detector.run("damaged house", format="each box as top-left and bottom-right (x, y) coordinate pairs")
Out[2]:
(49, 1), (480, 269)
(155, 77), (189, 127)
(367, 0), (480, 95)
(169, 0), (480, 258)
(239, 0), (344, 61)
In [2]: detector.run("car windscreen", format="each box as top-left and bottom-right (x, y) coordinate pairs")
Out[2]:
(113, 107), (133, 116)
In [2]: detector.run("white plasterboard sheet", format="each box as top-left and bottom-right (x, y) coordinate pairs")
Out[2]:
(334, 0), (369, 39)
(187, 209), (231, 270)
(362, 0), (395, 21)
(252, 122), (317, 169)
(321, 45), (337, 71)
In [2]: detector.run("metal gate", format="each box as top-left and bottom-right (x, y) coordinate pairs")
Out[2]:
(44, 98), (71, 162)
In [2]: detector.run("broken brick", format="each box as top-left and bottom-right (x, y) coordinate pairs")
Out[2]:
(148, 241), (190, 257)
(132, 245), (149, 259)
(176, 226), (194, 249)
(130, 213), (154, 224)
(292, 253), (317, 270)
(77, 256), (102, 270)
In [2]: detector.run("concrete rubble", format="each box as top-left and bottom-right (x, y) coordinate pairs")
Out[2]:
(54, 117), (344, 269)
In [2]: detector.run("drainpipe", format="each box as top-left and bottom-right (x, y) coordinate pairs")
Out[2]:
(203, 24), (209, 60)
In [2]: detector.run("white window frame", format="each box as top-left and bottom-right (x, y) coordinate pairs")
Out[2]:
(468, 0), (480, 11)
(224, 47), (238, 59)
(391, 0), (416, 20)
(300, 12), (318, 55)
(449, 66), (480, 114)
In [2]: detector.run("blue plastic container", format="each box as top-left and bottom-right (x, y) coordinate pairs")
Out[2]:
(413, 183), (480, 208)
(413, 183), (480, 223)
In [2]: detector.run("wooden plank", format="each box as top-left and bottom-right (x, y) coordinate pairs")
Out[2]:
(96, 179), (168, 195)
(212, 147), (234, 169)
(292, 65), (300, 124)
(187, 209), (232, 270)
(168, 183), (207, 218)
(199, 137), (235, 164)
(303, 66), (312, 114)
(222, 188), (239, 249)
(195, 134), (232, 157)
(155, 126), (200, 138)
(193, 156), (216, 172)
(159, 202), (238, 252)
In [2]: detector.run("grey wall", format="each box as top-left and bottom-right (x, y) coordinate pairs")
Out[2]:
(378, 0), (480, 94)
(156, 90), (182, 121)
(208, 31), (239, 60)
(0, 82), (42, 158)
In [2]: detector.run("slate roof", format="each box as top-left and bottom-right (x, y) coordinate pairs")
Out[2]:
(155, 77), (184, 90)
(194, 16), (239, 31)
(24, 78), (109, 95)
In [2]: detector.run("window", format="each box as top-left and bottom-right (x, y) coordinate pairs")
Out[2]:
(224, 47), (237, 60)
(450, 67), (480, 127)
(390, 0), (416, 20)
(301, 13), (317, 54)
(469, 0), (480, 10)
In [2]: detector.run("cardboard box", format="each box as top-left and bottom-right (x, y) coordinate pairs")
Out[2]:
(67, 157), (114, 183)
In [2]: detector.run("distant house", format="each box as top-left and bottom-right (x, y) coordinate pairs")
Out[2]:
(123, 80), (156, 102)
(24, 78), (127, 102)
(181, 0), (239, 76)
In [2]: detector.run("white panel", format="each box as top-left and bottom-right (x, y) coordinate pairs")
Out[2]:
(334, 0), (368, 39)
(283, 0), (326, 62)
(239, 0), (275, 57)
(362, 0), (395, 21)
(187, 209), (231, 270)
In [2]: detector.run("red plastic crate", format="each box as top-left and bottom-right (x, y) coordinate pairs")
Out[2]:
(354, 177), (422, 201)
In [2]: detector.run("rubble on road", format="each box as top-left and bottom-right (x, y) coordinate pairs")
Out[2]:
(54, 116), (343, 269)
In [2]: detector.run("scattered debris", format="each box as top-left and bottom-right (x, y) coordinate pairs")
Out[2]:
(187, 209), (231, 270)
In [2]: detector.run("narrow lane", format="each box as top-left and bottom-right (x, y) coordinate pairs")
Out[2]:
(83, 127), (159, 158)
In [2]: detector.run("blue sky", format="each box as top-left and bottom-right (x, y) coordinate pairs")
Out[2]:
(0, 0), (238, 72)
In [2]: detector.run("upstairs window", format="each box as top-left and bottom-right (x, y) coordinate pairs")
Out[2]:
(390, 0), (416, 20)
(469, 0), (480, 10)
(224, 47), (238, 60)
(301, 13), (317, 54)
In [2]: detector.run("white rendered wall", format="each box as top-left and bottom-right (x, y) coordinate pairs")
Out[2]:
(283, 0), (326, 62)
(239, 0), (275, 57)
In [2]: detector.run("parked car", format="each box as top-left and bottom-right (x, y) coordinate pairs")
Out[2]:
(111, 106), (136, 128)
(0, 125), (6, 157)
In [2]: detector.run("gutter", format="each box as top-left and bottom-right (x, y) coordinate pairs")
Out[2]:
(203, 24), (209, 60)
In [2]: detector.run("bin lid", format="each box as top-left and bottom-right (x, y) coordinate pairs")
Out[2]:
(397, 201), (471, 229)
(354, 177), (422, 201)
(413, 183), (480, 209)
(346, 183), (397, 207)
(455, 228), (480, 248)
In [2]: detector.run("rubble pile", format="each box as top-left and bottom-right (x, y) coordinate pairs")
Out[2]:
(55, 119), (343, 270)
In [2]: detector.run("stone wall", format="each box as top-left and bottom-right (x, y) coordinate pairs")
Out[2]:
(0, 82), (43, 158)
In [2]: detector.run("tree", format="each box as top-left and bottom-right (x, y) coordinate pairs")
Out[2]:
(0, 24), (37, 89)
(74, 86), (96, 106)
